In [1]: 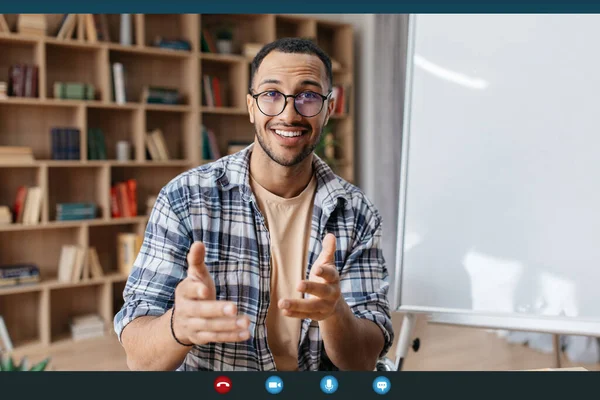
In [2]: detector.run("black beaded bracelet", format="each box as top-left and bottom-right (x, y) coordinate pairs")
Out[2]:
(170, 303), (193, 347)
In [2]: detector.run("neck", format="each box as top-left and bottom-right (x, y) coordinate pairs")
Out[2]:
(250, 144), (314, 198)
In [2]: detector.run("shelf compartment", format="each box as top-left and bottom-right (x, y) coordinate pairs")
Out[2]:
(45, 42), (105, 101)
(0, 35), (41, 99)
(316, 21), (353, 73)
(112, 279), (127, 317)
(0, 102), (81, 160)
(0, 166), (42, 223)
(145, 109), (189, 161)
(0, 291), (43, 348)
(48, 165), (109, 221)
(86, 106), (138, 161)
(0, 227), (83, 281)
(202, 113), (254, 157)
(143, 14), (197, 51)
(200, 57), (248, 109)
(111, 164), (188, 216)
(200, 14), (275, 56)
(89, 223), (144, 277)
(49, 283), (108, 343)
(109, 49), (193, 106)
(275, 15), (317, 40)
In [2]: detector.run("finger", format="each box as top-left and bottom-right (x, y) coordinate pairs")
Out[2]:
(281, 309), (324, 320)
(193, 329), (251, 344)
(311, 265), (339, 284)
(188, 315), (250, 332)
(314, 233), (336, 267)
(180, 280), (214, 300)
(297, 280), (337, 299)
(278, 298), (325, 314)
(179, 300), (239, 318)
(186, 242), (211, 282)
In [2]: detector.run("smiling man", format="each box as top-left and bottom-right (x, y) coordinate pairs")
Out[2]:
(114, 37), (394, 371)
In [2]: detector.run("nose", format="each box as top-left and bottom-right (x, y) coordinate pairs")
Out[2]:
(279, 97), (302, 123)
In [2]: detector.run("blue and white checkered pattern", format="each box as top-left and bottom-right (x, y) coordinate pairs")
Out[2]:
(114, 144), (394, 371)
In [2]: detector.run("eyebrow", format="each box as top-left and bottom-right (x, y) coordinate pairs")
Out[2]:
(257, 79), (323, 90)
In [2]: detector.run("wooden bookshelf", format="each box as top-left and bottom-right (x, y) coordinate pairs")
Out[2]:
(0, 13), (355, 352)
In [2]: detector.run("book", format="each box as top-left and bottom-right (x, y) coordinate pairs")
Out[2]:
(117, 233), (143, 276)
(112, 62), (126, 104)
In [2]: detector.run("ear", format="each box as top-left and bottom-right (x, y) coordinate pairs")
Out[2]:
(324, 92), (336, 125)
(247, 93), (255, 124)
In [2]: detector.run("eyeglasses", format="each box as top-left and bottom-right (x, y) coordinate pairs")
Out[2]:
(250, 90), (332, 118)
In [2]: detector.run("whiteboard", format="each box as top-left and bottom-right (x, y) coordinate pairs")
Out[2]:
(395, 14), (600, 332)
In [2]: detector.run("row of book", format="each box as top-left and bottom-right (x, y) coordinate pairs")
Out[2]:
(57, 245), (104, 283)
(141, 86), (181, 105)
(12, 186), (43, 225)
(8, 64), (39, 98)
(56, 203), (97, 221)
(51, 127), (81, 160)
(331, 84), (351, 115)
(56, 14), (110, 43)
(111, 179), (138, 218)
(145, 128), (171, 161)
(202, 75), (224, 107)
(87, 128), (108, 160)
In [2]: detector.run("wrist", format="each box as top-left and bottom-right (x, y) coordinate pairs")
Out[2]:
(170, 305), (193, 347)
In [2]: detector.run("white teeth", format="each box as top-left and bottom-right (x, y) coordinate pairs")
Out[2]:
(274, 129), (303, 138)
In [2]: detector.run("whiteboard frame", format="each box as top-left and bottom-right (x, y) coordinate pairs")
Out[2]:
(392, 13), (600, 337)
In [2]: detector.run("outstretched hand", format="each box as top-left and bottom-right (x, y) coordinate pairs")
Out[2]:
(278, 233), (342, 321)
(171, 242), (251, 346)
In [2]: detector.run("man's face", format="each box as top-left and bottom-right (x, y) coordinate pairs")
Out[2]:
(247, 51), (334, 167)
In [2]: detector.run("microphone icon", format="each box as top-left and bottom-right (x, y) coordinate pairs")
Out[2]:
(320, 375), (338, 394)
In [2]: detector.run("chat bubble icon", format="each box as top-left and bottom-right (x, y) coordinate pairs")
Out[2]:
(377, 382), (387, 391)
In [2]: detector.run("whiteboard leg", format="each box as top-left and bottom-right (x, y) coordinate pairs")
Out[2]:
(394, 313), (417, 371)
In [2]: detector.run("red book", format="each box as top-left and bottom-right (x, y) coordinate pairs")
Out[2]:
(126, 179), (137, 217)
(110, 185), (121, 218)
(212, 77), (222, 107)
(13, 186), (27, 223)
(117, 182), (131, 218)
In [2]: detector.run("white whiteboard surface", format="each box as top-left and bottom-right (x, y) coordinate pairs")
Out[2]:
(396, 14), (600, 330)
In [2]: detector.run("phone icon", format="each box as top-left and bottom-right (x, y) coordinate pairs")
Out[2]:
(214, 376), (232, 394)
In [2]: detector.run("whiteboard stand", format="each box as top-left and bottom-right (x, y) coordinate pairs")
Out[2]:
(393, 313), (417, 371)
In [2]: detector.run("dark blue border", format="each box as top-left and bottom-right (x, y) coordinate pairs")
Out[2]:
(3, 0), (600, 13)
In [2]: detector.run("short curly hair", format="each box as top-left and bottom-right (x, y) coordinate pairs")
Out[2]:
(249, 37), (333, 92)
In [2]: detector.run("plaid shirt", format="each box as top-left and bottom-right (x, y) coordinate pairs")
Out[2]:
(113, 145), (394, 371)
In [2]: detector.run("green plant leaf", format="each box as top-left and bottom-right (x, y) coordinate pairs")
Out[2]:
(17, 356), (29, 371)
(29, 358), (50, 371)
(1, 354), (15, 371)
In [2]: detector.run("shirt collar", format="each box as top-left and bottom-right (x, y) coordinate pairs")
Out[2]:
(215, 143), (350, 213)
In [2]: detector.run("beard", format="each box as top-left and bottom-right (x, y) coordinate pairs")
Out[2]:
(254, 121), (323, 167)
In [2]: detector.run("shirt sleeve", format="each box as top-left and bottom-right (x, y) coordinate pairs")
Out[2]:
(340, 208), (395, 359)
(113, 186), (192, 343)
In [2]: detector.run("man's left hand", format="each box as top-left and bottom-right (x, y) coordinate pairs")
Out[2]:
(278, 233), (342, 321)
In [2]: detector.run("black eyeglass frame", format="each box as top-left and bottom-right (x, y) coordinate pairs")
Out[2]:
(250, 89), (333, 118)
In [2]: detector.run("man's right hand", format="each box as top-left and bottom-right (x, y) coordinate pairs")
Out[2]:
(171, 242), (251, 346)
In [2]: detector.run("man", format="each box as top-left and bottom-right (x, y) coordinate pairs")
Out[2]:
(114, 37), (394, 371)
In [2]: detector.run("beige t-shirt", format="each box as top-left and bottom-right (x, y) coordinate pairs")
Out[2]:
(249, 173), (317, 371)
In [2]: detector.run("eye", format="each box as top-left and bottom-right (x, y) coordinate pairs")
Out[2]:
(298, 91), (320, 100)
(262, 90), (281, 98)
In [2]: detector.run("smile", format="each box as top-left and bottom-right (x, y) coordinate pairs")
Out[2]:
(273, 129), (305, 138)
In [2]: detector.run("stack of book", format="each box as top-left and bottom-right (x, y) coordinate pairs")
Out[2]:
(17, 14), (46, 36)
(0, 146), (34, 164)
(8, 64), (38, 98)
(56, 203), (97, 221)
(111, 179), (138, 218)
(69, 314), (105, 341)
(51, 127), (81, 160)
(0, 206), (11, 225)
(53, 82), (95, 100)
(0, 264), (40, 288)
(152, 37), (191, 51)
(57, 245), (104, 283)
(141, 86), (180, 105)
(12, 186), (42, 225)
(201, 125), (221, 160)
(0, 81), (7, 99)
(202, 75), (224, 107)
(145, 129), (170, 161)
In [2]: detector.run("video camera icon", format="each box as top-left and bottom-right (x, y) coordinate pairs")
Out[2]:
(265, 376), (284, 394)
(372, 376), (391, 395)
